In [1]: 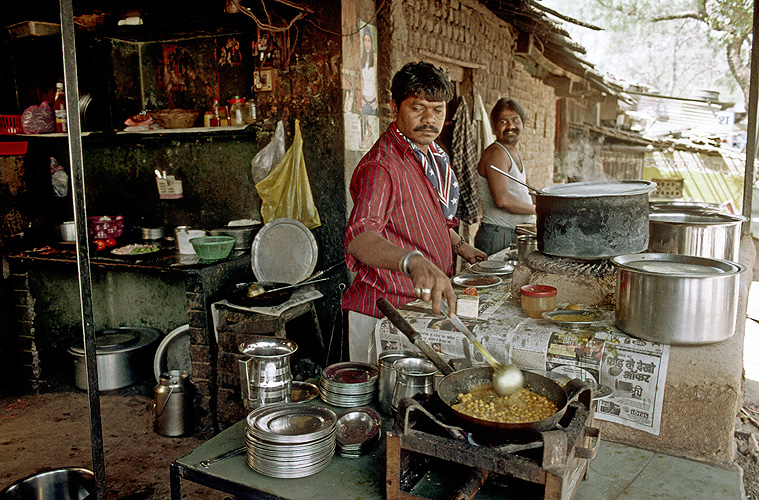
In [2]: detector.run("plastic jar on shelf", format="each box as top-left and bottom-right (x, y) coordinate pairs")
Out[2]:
(229, 97), (246, 126)
(520, 284), (557, 319)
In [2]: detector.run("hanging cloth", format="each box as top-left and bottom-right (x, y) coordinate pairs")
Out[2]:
(255, 119), (321, 228)
(450, 97), (479, 223)
(473, 94), (495, 158)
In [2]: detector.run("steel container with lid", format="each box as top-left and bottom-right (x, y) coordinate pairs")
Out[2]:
(648, 212), (747, 262)
(612, 253), (745, 345)
(153, 370), (192, 436)
(68, 327), (160, 391)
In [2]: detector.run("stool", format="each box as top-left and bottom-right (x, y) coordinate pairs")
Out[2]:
(216, 299), (325, 356)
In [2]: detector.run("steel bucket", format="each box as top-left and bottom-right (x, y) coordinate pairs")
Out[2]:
(239, 337), (298, 409)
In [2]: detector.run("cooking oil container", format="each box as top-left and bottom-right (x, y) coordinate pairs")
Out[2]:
(153, 370), (192, 436)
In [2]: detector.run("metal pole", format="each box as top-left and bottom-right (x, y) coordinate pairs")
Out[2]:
(741, 0), (759, 235)
(58, 1), (107, 498)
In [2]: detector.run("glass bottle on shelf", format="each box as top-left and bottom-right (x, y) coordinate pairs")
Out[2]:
(244, 99), (257, 124)
(211, 99), (222, 127)
(54, 82), (67, 133)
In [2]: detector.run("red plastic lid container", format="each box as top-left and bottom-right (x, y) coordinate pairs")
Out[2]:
(520, 284), (557, 297)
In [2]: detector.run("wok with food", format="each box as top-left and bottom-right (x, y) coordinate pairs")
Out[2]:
(436, 367), (590, 440)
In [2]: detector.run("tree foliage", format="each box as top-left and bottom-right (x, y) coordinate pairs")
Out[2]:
(587, 0), (753, 102)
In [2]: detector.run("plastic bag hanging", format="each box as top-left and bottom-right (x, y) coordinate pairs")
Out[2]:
(255, 119), (321, 229)
(251, 120), (286, 183)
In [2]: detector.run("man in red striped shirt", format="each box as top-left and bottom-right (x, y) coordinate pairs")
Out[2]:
(343, 61), (486, 362)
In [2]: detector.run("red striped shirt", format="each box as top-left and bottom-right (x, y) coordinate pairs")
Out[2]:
(342, 123), (459, 318)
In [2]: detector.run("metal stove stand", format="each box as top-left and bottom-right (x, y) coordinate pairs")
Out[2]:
(386, 391), (599, 500)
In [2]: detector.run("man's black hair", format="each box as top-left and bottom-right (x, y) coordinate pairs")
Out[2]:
(490, 98), (526, 127)
(391, 61), (454, 105)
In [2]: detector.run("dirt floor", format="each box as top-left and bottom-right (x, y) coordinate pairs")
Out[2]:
(0, 385), (229, 500)
(2, 385), (759, 499)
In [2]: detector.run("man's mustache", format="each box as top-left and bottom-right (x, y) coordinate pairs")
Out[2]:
(413, 125), (439, 133)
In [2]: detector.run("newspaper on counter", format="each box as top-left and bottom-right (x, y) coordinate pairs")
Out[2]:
(375, 285), (669, 435)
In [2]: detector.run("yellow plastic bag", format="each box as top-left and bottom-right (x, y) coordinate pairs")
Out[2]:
(255, 119), (321, 228)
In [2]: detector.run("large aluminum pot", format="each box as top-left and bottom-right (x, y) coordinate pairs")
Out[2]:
(536, 180), (657, 259)
(68, 327), (160, 391)
(648, 212), (747, 262)
(611, 253), (745, 345)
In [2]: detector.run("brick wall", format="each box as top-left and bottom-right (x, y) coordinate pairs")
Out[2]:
(378, 0), (556, 190)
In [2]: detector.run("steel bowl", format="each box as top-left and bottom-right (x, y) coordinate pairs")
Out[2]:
(611, 253), (745, 345)
(54, 221), (77, 242)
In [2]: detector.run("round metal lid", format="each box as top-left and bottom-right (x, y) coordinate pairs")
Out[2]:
(70, 327), (160, 355)
(540, 180), (657, 197)
(251, 218), (318, 284)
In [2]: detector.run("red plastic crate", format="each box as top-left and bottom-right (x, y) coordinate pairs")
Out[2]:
(88, 216), (124, 239)
(0, 115), (22, 135)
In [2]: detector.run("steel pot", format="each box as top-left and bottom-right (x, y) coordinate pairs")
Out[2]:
(54, 221), (76, 242)
(536, 180), (657, 259)
(68, 327), (160, 391)
(210, 224), (260, 251)
(611, 253), (745, 345)
(648, 212), (746, 262)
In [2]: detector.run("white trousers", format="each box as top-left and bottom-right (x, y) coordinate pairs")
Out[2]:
(348, 311), (379, 363)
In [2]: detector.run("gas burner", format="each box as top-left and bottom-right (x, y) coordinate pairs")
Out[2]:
(386, 393), (599, 500)
(524, 251), (615, 278)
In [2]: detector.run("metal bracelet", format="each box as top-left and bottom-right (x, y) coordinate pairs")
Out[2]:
(401, 250), (423, 275)
(452, 239), (466, 254)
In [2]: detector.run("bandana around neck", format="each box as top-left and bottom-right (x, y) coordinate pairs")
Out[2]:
(395, 125), (459, 221)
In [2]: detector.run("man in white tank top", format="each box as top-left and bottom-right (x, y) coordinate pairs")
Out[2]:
(474, 98), (536, 255)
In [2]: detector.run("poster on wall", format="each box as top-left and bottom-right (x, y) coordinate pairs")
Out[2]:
(341, 0), (380, 153)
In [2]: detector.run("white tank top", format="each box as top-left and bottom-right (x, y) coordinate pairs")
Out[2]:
(478, 143), (534, 228)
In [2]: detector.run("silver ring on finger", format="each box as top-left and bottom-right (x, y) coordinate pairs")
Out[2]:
(414, 287), (422, 296)
(421, 288), (431, 295)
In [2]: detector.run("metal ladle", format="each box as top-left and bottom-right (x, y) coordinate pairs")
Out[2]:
(489, 165), (545, 196)
(246, 277), (329, 298)
(440, 301), (524, 396)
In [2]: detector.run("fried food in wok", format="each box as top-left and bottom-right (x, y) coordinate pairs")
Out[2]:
(452, 384), (558, 424)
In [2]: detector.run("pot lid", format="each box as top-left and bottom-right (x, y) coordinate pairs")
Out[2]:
(649, 212), (747, 225)
(611, 253), (744, 277)
(251, 218), (318, 284)
(540, 180), (656, 197)
(69, 327), (161, 355)
(95, 329), (140, 349)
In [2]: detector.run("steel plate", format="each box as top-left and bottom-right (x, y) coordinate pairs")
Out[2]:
(251, 218), (318, 284)
(322, 362), (378, 384)
(452, 274), (502, 288)
(541, 309), (605, 329)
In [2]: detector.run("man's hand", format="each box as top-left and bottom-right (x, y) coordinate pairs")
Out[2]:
(406, 253), (457, 316)
(458, 243), (487, 264)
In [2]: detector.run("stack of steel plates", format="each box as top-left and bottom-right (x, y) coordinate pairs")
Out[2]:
(245, 403), (336, 478)
(335, 407), (382, 458)
(318, 362), (379, 407)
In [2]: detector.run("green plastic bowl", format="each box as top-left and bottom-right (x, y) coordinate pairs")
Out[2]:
(189, 236), (235, 261)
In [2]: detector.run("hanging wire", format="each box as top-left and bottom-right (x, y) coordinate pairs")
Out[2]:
(306, 0), (388, 37)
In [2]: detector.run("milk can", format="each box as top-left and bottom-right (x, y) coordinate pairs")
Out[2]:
(239, 337), (298, 410)
(391, 358), (437, 412)
(377, 350), (419, 415)
(153, 370), (192, 436)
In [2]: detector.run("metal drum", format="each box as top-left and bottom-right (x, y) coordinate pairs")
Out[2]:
(153, 370), (192, 436)
(239, 337), (298, 410)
